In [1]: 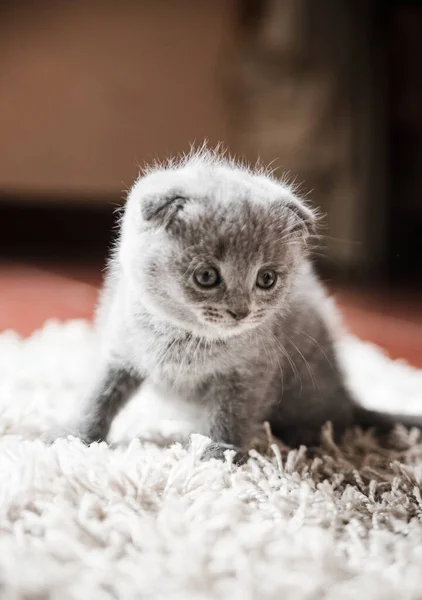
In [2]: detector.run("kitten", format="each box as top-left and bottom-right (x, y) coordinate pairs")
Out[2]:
(49, 149), (421, 459)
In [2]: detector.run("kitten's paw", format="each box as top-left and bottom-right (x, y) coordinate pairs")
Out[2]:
(200, 442), (248, 465)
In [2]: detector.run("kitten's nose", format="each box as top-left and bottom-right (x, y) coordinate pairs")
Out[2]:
(227, 308), (250, 321)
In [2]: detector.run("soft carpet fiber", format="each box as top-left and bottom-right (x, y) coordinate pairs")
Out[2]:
(0, 320), (421, 600)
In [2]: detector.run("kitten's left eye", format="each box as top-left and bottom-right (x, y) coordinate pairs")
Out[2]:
(256, 269), (277, 289)
(193, 266), (221, 289)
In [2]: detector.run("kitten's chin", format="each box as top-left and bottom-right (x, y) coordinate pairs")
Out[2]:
(200, 320), (261, 340)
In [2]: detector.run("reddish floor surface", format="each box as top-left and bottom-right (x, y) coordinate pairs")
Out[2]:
(1, 261), (421, 368)
(0, 263), (99, 337)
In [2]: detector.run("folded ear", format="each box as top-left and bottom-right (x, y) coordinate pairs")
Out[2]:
(282, 193), (317, 238)
(140, 193), (188, 227)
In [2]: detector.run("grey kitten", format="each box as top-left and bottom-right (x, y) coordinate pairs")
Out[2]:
(50, 149), (421, 459)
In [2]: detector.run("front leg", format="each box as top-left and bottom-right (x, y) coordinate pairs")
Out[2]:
(46, 365), (142, 444)
(196, 372), (260, 463)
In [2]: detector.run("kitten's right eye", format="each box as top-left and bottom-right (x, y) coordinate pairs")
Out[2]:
(193, 266), (221, 289)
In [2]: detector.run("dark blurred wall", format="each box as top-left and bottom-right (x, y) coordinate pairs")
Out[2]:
(388, 3), (422, 282)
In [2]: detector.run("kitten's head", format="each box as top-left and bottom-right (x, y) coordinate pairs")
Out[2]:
(119, 149), (316, 339)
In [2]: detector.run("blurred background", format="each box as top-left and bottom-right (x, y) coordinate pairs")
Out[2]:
(0, 0), (421, 363)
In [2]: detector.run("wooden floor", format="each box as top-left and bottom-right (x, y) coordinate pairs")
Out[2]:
(0, 261), (421, 368)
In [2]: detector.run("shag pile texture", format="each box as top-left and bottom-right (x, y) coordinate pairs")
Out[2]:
(0, 320), (421, 600)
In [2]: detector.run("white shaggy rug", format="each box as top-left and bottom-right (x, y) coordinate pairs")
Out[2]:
(1, 320), (422, 600)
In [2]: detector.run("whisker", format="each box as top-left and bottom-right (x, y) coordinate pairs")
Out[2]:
(173, 334), (196, 388)
(266, 328), (301, 391)
(263, 336), (283, 397)
(190, 336), (203, 379)
(286, 327), (334, 372)
(281, 331), (319, 395)
(157, 337), (179, 366)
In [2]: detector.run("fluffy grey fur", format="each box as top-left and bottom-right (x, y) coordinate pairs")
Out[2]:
(49, 148), (421, 459)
